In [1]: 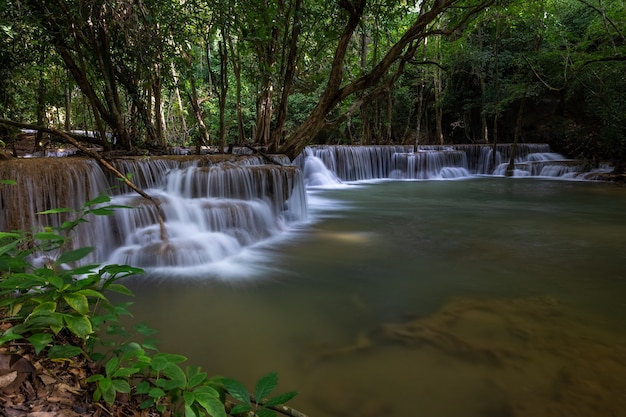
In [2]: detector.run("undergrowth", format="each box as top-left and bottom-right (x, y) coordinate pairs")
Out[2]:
(0, 188), (298, 417)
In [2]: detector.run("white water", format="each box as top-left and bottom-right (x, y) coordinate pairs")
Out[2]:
(296, 144), (613, 185)
(0, 144), (614, 278)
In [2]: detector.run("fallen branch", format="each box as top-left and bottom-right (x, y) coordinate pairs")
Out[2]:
(225, 398), (310, 417)
(245, 144), (285, 166)
(0, 119), (169, 244)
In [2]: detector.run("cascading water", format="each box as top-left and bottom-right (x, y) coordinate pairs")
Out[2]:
(0, 156), (307, 277)
(295, 144), (612, 183)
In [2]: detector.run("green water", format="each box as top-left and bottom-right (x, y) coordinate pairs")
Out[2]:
(124, 178), (626, 417)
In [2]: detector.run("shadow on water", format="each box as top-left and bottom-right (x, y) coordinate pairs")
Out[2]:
(122, 178), (626, 417)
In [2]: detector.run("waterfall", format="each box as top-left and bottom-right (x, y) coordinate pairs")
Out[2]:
(296, 144), (611, 183)
(0, 156), (307, 276)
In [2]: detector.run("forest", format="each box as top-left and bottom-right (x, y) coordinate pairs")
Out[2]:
(1, 0), (625, 169)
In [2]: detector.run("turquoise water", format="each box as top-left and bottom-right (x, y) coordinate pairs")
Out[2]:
(124, 178), (626, 417)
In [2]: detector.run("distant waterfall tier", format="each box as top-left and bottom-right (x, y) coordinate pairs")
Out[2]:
(295, 144), (611, 184)
(0, 156), (307, 274)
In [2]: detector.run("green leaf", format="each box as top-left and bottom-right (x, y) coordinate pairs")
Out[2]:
(229, 403), (253, 415)
(32, 301), (57, 314)
(112, 367), (140, 378)
(223, 378), (251, 405)
(104, 283), (135, 296)
(67, 264), (101, 276)
(134, 322), (158, 336)
(256, 408), (277, 417)
(0, 232), (21, 239)
(99, 376), (112, 392)
(48, 345), (83, 359)
(162, 362), (187, 387)
(64, 314), (93, 338)
(184, 402), (198, 417)
(76, 288), (107, 301)
(255, 371), (278, 401)
(63, 293), (89, 315)
(86, 205), (132, 216)
(103, 384), (116, 404)
(0, 179), (17, 185)
(56, 247), (94, 265)
(0, 240), (18, 257)
(140, 398), (155, 409)
(37, 207), (71, 215)
(46, 274), (64, 289)
(112, 379), (131, 393)
(187, 370), (207, 388)
(27, 332), (53, 354)
(183, 390), (196, 405)
(87, 207), (116, 216)
(148, 387), (166, 398)
(264, 391), (298, 407)
(84, 194), (111, 206)
(105, 356), (120, 376)
(103, 264), (144, 278)
(86, 374), (104, 382)
(135, 380), (151, 394)
(195, 392), (227, 417)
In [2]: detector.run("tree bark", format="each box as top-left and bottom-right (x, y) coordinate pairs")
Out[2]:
(279, 0), (496, 160)
(270, 0), (303, 152)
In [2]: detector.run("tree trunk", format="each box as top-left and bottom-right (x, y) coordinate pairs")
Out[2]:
(170, 63), (188, 144)
(279, 0), (495, 160)
(270, 0), (302, 152)
(187, 73), (210, 154)
(228, 38), (246, 145)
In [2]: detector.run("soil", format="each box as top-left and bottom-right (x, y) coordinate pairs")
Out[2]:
(0, 328), (156, 417)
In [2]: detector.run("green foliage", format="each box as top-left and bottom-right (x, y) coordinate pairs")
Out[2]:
(223, 371), (298, 417)
(0, 194), (298, 416)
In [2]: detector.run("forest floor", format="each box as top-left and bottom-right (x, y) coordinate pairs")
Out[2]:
(0, 340), (152, 417)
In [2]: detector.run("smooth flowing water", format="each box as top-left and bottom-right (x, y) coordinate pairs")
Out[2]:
(123, 177), (626, 417)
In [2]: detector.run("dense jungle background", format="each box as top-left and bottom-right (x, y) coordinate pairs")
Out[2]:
(1, 0), (625, 169)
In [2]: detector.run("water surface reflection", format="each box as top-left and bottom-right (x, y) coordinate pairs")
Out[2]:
(124, 178), (626, 417)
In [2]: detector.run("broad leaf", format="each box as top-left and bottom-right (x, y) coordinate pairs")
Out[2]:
(264, 391), (298, 407)
(135, 380), (151, 394)
(112, 379), (131, 393)
(195, 392), (227, 417)
(112, 367), (140, 378)
(255, 371), (278, 401)
(256, 408), (277, 417)
(0, 240), (18, 257)
(105, 356), (120, 376)
(184, 403), (198, 417)
(32, 301), (57, 314)
(229, 403), (253, 415)
(48, 344), (83, 359)
(64, 314), (93, 338)
(84, 195), (111, 206)
(222, 378), (251, 405)
(27, 332), (53, 354)
(56, 247), (94, 265)
(76, 289), (107, 301)
(104, 283), (135, 296)
(63, 293), (89, 315)
(187, 370), (207, 388)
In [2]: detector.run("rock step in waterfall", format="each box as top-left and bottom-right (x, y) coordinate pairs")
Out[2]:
(296, 144), (612, 185)
(0, 144), (611, 275)
(0, 155), (307, 276)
